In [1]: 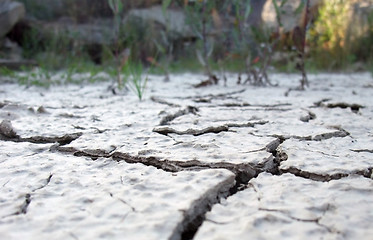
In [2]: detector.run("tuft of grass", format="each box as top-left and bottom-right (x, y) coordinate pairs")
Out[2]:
(0, 67), (16, 78)
(126, 62), (148, 101)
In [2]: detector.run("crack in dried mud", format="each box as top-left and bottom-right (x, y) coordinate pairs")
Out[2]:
(16, 194), (32, 215)
(32, 173), (53, 192)
(153, 121), (268, 137)
(313, 128), (350, 141)
(243, 137), (285, 155)
(159, 106), (199, 126)
(1, 74), (372, 240)
(352, 168), (373, 179)
(153, 125), (230, 136)
(281, 167), (349, 182)
(0, 116), (368, 239)
(49, 137), (288, 240)
(0, 120), (82, 145)
(351, 149), (373, 153)
(2, 174), (53, 219)
(189, 89), (246, 103)
(217, 103), (292, 108)
(288, 215), (335, 233)
(109, 192), (137, 212)
(225, 121), (269, 128)
(177, 141), (288, 240)
(151, 96), (182, 107)
(256, 194), (336, 233)
(1, 132), (83, 145)
(53, 145), (266, 182)
(171, 174), (234, 240)
(313, 100), (364, 113)
(6, 126), (360, 239)
(259, 207), (322, 223)
(250, 126), (350, 142)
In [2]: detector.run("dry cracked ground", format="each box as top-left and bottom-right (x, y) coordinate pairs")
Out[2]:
(0, 73), (372, 240)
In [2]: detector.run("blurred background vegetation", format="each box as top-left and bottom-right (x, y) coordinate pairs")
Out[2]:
(1, 0), (372, 78)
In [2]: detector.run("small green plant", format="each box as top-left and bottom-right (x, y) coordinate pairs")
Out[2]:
(33, 66), (52, 86)
(126, 62), (148, 101)
(0, 67), (16, 78)
(14, 66), (52, 87)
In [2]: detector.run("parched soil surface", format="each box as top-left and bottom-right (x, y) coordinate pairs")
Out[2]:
(0, 73), (372, 239)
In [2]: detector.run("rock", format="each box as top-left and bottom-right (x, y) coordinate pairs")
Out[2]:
(299, 110), (316, 122)
(36, 106), (47, 114)
(0, 38), (22, 60)
(0, 119), (18, 138)
(39, 18), (116, 45)
(125, 5), (192, 38)
(20, 0), (162, 21)
(265, 138), (282, 153)
(0, 0), (25, 39)
(0, 58), (37, 69)
(24, 5), (194, 63)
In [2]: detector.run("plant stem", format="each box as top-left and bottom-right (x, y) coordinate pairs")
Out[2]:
(300, 0), (310, 89)
(201, 2), (212, 78)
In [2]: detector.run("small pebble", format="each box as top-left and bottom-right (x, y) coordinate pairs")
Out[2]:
(0, 119), (19, 138)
